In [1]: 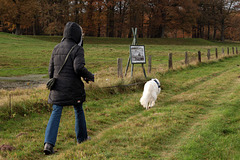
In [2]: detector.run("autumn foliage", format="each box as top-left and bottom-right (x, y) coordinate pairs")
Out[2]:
(0, 0), (240, 41)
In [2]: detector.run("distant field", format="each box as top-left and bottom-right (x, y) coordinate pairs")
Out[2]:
(29, 34), (238, 46)
(0, 32), (239, 77)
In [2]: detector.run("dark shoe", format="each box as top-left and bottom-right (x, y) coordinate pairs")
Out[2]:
(44, 143), (54, 155)
(77, 136), (91, 144)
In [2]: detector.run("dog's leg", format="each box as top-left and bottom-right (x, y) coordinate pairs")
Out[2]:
(146, 102), (150, 110)
(147, 101), (152, 109)
(151, 101), (155, 108)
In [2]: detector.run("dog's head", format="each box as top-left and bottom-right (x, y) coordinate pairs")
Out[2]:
(153, 78), (160, 85)
(151, 78), (161, 90)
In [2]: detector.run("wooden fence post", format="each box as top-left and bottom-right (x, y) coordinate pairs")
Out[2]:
(236, 47), (238, 54)
(148, 55), (152, 74)
(207, 49), (211, 60)
(9, 94), (12, 118)
(185, 52), (188, 65)
(117, 58), (123, 78)
(215, 48), (218, 59)
(232, 47), (235, 54)
(198, 51), (201, 63)
(222, 48), (224, 57)
(227, 47), (229, 55)
(168, 53), (173, 70)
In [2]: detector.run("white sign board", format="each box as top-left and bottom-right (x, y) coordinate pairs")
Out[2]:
(130, 45), (146, 64)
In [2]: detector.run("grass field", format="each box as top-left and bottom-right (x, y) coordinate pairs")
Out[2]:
(1, 33), (240, 159)
(1, 32), (239, 77)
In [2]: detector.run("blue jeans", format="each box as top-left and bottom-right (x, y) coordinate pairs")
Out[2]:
(44, 103), (88, 146)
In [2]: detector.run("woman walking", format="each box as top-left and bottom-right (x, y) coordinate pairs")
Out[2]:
(44, 22), (94, 155)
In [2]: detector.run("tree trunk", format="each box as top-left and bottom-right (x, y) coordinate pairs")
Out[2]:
(33, 22), (36, 35)
(15, 23), (21, 35)
(207, 23), (210, 40)
(160, 25), (165, 38)
(97, 23), (101, 37)
(147, 14), (152, 38)
(75, 1), (79, 23)
(97, 6), (102, 37)
(139, 5), (144, 38)
(197, 24), (200, 38)
(220, 19), (225, 41)
(87, 0), (94, 36)
(33, 16), (37, 35)
(192, 26), (197, 38)
(201, 26), (204, 38)
(213, 26), (217, 40)
(107, 5), (114, 37)
(174, 30), (177, 38)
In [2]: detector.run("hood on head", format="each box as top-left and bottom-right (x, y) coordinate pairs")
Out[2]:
(63, 22), (83, 45)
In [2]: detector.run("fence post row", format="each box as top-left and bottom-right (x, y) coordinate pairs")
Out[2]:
(148, 55), (152, 74)
(198, 51), (201, 63)
(168, 53), (173, 70)
(9, 94), (12, 118)
(117, 58), (123, 78)
(215, 48), (218, 59)
(207, 49), (211, 60)
(185, 52), (188, 65)
(118, 46), (240, 77)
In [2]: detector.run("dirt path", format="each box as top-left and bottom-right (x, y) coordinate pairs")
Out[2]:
(0, 74), (48, 90)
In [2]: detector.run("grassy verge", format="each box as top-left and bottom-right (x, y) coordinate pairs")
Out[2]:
(1, 54), (240, 159)
(48, 55), (240, 160)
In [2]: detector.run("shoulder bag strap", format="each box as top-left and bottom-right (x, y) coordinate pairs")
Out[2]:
(57, 44), (77, 75)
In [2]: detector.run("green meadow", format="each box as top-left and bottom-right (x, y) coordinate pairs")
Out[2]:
(0, 32), (238, 77)
(0, 32), (240, 159)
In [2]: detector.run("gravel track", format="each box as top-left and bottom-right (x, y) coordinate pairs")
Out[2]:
(0, 74), (48, 90)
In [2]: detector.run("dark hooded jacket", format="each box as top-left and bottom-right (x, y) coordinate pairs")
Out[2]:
(48, 22), (94, 106)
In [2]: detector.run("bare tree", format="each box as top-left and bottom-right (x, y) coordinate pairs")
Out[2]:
(216, 0), (238, 41)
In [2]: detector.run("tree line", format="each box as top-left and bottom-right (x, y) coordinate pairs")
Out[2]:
(0, 0), (240, 41)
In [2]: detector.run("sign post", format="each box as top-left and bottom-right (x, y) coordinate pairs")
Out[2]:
(125, 28), (147, 78)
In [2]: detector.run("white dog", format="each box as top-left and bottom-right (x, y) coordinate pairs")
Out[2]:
(140, 78), (161, 110)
